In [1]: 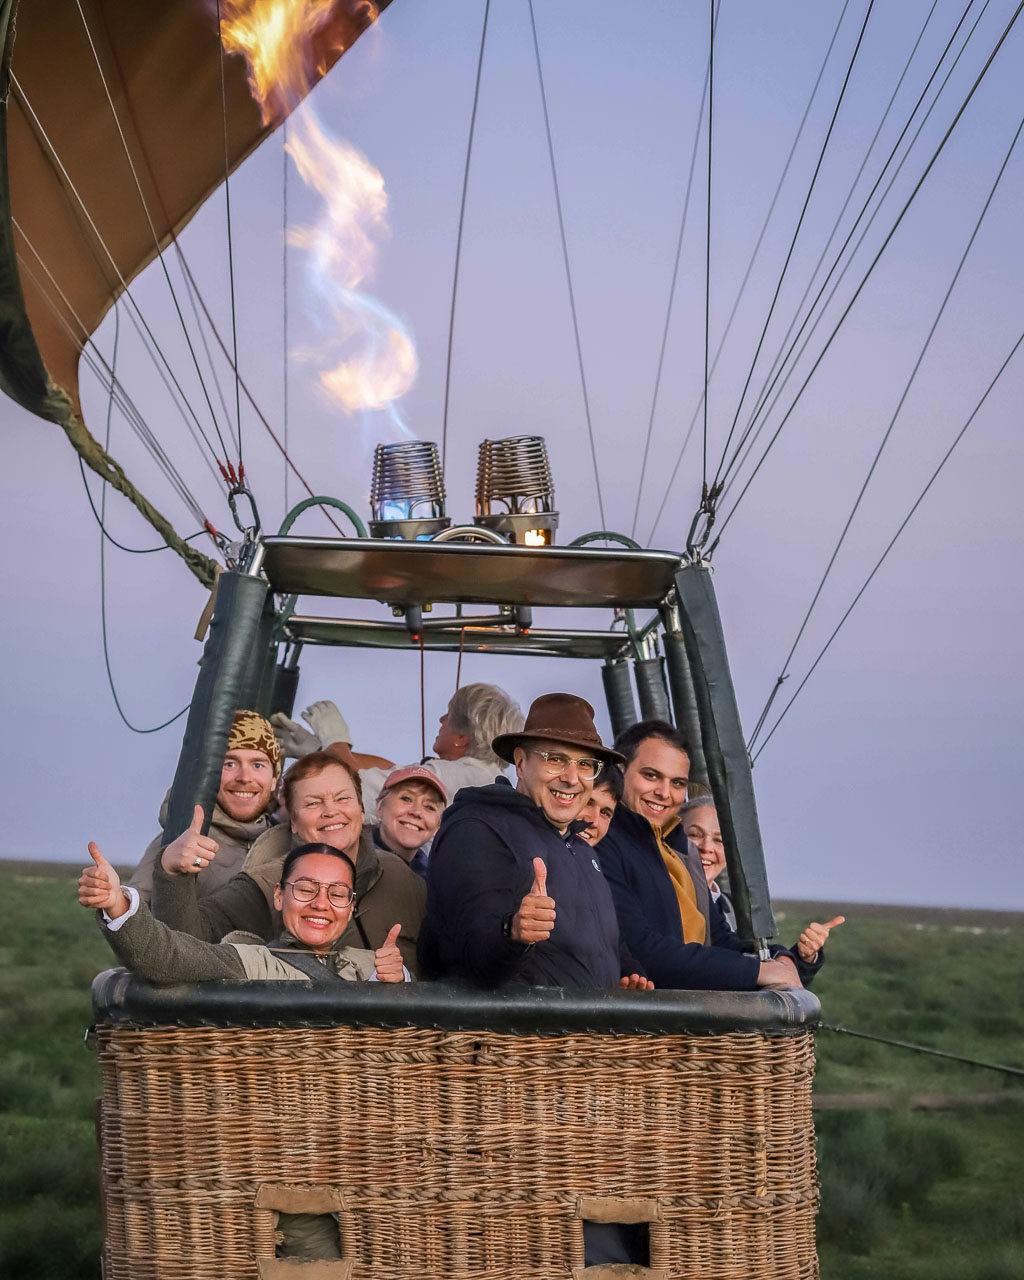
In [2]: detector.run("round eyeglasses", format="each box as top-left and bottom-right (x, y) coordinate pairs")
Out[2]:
(523, 748), (603, 782)
(284, 878), (355, 908)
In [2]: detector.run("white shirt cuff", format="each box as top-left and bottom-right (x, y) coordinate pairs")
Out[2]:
(102, 887), (140, 930)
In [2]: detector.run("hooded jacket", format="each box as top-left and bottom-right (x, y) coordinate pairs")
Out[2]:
(418, 778), (631, 989)
(149, 824), (425, 975)
(129, 794), (273, 902)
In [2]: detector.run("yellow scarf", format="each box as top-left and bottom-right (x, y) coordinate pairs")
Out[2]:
(653, 816), (708, 944)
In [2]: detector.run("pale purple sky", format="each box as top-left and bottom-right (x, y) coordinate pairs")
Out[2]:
(2, 1), (1021, 909)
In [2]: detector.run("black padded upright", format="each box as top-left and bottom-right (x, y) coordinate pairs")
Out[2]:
(673, 564), (775, 944)
(162, 572), (270, 845)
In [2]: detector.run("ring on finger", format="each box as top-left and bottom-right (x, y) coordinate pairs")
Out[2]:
(193, 856), (204, 869)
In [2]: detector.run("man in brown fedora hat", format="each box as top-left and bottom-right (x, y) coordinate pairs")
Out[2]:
(418, 693), (650, 990)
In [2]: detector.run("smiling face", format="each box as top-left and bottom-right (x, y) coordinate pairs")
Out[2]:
(217, 749), (276, 822)
(376, 780), (444, 859)
(514, 738), (594, 834)
(273, 851), (354, 951)
(684, 805), (726, 885)
(577, 783), (618, 846)
(288, 763), (363, 858)
(622, 736), (690, 831)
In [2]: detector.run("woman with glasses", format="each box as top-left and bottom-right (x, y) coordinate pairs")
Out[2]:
(79, 839), (408, 984)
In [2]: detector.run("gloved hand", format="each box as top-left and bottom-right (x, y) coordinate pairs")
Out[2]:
(301, 700), (352, 748)
(271, 712), (321, 759)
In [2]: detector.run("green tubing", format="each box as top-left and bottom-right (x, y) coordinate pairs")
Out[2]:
(568, 529), (642, 550)
(277, 496), (368, 538)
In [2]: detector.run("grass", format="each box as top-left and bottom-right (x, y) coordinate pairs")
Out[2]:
(0, 866), (1020, 1278)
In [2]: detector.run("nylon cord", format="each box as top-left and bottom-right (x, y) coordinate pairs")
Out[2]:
(710, 0), (1023, 545)
(643, 0), (853, 547)
(527, 0), (606, 530)
(441, 0), (490, 472)
(216, 0), (245, 470)
(820, 1023), (1024, 1078)
(97, 308), (191, 733)
(748, 103), (1024, 754)
(700, 0), (716, 490)
(719, 0), (985, 502)
(752, 324), (1024, 760)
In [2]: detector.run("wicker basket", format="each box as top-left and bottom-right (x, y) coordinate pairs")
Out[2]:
(92, 976), (820, 1280)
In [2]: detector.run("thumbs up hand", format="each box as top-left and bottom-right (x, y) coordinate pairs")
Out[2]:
(797, 915), (846, 963)
(160, 804), (220, 877)
(510, 857), (556, 944)
(78, 842), (129, 918)
(374, 923), (406, 983)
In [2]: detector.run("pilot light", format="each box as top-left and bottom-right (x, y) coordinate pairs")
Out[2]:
(369, 440), (451, 540)
(473, 435), (559, 546)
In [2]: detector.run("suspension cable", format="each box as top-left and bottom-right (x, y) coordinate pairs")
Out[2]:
(718, 0), (985, 501)
(751, 323), (1024, 761)
(8, 77), (229, 474)
(283, 118), (290, 513)
(710, 0), (1023, 546)
(441, 0), (490, 472)
(527, 0), (607, 530)
(643, 0), (853, 547)
(79, 458), (206, 553)
(629, 4), (719, 541)
(97, 309), (191, 733)
(730, 0), (946, 482)
(748, 105), (1024, 754)
(72, 3), (238, 467)
(700, 0), (717, 491)
(710, 0), (877, 491)
(15, 237), (210, 529)
(215, 0), (245, 473)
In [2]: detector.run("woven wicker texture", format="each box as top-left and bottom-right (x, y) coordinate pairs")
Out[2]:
(96, 1024), (818, 1279)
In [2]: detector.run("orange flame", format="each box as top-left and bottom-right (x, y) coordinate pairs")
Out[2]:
(219, 1), (416, 422)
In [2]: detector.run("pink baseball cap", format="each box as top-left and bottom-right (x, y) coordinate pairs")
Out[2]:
(381, 765), (448, 803)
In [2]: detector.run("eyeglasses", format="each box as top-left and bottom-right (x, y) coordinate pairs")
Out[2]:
(285, 878), (355, 908)
(524, 748), (603, 782)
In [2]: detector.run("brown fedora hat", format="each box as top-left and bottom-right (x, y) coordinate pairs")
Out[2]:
(492, 693), (624, 766)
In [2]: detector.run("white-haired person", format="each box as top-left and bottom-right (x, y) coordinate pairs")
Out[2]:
(272, 682), (524, 815)
(680, 792), (845, 983)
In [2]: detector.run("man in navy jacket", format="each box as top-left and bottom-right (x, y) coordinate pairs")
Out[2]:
(598, 720), (803, 991)
(418, 693), (649, 991)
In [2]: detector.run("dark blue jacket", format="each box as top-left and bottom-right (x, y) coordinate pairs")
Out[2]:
(598, 804), (764, 990)
(419, 778), (630, 989)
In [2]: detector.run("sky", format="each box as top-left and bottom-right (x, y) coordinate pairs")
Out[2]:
(2, 0), (1022, 911)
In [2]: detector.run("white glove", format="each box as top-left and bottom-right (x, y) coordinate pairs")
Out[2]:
(271, 712), (321, 759)
(302, 700), (352, 748)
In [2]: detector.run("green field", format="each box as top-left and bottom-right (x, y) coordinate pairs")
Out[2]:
(0, 862), (1021, 1278)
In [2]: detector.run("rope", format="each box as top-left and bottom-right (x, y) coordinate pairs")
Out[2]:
(819, 1024), (1024, 1078)
(710, 0), (877, 492)
(419, 634), (427, 760)
(216, 0), (245, 474)
(643, 0), (853, 547)
(752, 322), (1024, 760)
(455, 627), (466, 692)
(441, 0), (490, 471)
(747, 103), (1024, 754)
(79, 458), (206, 554)
(629, 4), (718, 541)
(283, 118), (290, 513)
(700, 0), (716, 491)
(527, 0), (606, 531)
(710, 0), (1015, 535)
(97, 309), (190, 733)
(716, 0), (985, 503)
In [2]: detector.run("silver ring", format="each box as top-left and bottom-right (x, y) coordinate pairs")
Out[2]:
(193, 857), (204, 868)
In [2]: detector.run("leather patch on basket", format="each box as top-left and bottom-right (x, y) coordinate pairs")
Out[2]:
(571, 1267), (668, 1280)
(255, 1184), (346, 1214)
(575, 1196), (664, 1224)
(257, 1262), (352, 1279)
